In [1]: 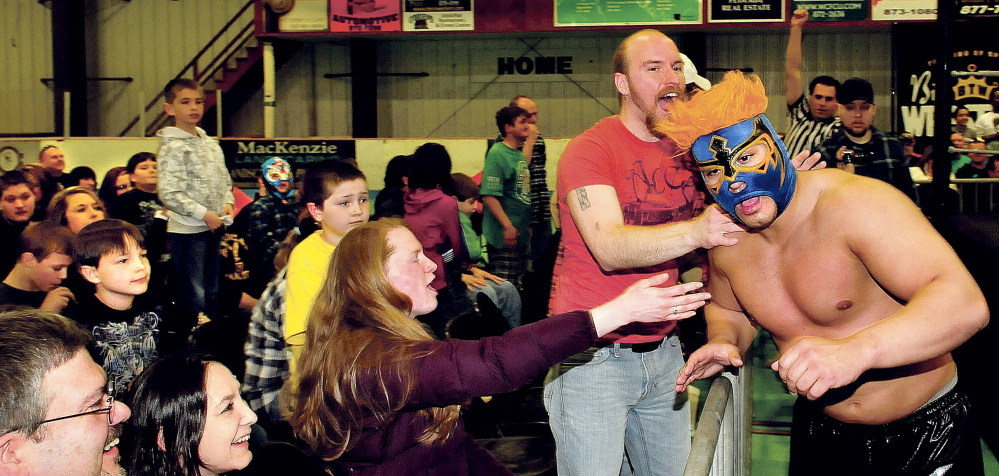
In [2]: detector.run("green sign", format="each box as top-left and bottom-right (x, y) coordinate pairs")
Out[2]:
(555, 0), (703, 26)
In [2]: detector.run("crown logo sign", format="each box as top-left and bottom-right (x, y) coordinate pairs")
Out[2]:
(953, 75), (995, 101)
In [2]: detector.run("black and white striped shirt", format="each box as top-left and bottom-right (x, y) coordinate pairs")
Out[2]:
(784, 95), (840, 159)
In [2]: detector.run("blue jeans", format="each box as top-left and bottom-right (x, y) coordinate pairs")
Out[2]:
(170, 231), (222, 318)
(466, 280), (522, 328)
(544, 335), (690, 476)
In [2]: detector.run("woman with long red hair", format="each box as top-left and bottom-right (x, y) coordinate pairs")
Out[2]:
(290, 219), (710, 475)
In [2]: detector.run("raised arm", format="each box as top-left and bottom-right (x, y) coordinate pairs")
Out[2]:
(773, 179), (989, 399)
(566, 185), (741, 271)
(785, 9), (809, 106)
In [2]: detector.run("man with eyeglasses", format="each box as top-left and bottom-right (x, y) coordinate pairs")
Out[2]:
(0, 309), (131, 476)
(818, 77), (917, 201)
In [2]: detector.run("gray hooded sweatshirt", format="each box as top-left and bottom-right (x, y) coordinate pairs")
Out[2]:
(156, 126), (234, 234)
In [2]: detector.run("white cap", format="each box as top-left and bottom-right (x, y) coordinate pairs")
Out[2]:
(680, 53), (711, 91)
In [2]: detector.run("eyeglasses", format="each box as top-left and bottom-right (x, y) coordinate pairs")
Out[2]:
(1, 380), (116, 436)
(37, 394), (115, 426)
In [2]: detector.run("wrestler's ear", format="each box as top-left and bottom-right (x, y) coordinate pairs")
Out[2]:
(614, 72), (630, 97)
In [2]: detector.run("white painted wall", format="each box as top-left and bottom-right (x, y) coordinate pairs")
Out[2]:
(255, 28), (893, 139)
(0, 0), (250, 136)
(0, 0), (54, 135)
(3, 6), (894, 141)
(88, 0), (252, 137)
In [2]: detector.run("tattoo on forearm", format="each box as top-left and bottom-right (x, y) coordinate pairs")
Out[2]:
(577, 187), (591, 211)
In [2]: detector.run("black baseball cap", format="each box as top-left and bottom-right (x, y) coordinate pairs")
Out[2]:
(837, 78), (874, 104)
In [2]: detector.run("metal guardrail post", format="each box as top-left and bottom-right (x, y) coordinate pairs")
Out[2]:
(684, 377), (732, 476)
(217, 90), (224, 138)
(263, 41), (275, 139)
(684, 367), (750, 476)
(62, 91), (71, 139)
(137, 91), (146, 138)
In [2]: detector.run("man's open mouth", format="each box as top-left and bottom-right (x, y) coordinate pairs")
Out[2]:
(658, 92), (680, 110)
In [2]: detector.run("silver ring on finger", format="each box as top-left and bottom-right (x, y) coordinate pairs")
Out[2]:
(672, 305), (681, 314)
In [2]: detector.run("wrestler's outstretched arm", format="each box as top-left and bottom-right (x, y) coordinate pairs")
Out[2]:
(771, 177), (989, 400)
(675, 265), (757, 393)
(568, 185), (742, 271)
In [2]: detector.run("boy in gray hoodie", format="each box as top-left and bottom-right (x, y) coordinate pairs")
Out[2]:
(157, 78), (234, 338)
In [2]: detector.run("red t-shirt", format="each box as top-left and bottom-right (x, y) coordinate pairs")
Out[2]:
(551, 116), (703, 343)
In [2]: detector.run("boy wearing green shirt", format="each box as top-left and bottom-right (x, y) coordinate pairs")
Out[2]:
(481, 106), (532, 286)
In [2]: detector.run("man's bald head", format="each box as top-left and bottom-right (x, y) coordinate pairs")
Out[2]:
(38, 146), (66, 174)
(613, 29), (675, 76)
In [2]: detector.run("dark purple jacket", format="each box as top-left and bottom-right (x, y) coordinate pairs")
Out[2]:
(329, 310), (596, 475)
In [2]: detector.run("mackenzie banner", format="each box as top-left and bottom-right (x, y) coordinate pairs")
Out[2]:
(220, 139), (357, 189)
(893, 23), (999, 142)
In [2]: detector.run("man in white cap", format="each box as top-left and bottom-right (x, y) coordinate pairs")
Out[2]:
(680, 53), (712, 94)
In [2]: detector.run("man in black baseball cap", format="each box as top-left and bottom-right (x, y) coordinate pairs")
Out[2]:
(818, 77), (916, 200)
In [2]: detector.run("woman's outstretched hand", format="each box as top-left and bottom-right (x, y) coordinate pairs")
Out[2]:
(589, 273), (711, 337)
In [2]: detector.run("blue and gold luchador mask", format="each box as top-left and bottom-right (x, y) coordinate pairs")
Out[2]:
(262, 157), (294, 199)
(691, 114), (796, 225)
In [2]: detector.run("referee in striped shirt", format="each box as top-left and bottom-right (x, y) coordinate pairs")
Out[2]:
(784, 9), (840, 161)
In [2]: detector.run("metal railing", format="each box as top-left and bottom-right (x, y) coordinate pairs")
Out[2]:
(118, 0), (256, 137)
(913, 177), (999, 214)
(910, 144), (999, 214)
(683, 369), (751, 476)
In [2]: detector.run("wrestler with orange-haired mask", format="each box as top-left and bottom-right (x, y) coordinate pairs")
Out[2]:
(665, 71), (989, 476)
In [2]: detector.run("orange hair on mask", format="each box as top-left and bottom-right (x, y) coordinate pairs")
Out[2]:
(656, 71), (769, 151)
